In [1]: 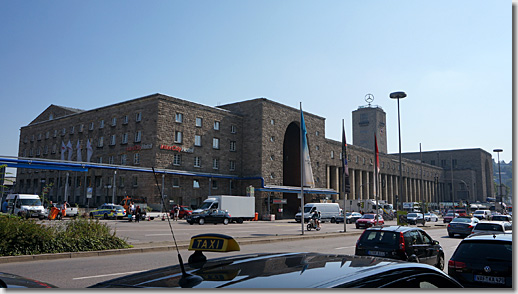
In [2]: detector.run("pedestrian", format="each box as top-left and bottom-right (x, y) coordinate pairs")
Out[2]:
(135, 205), (141, 223)
(173, 206), (180, 221)
(1, 199), (8, 213)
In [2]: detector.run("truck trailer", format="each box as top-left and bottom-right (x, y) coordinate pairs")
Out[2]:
(192, 195), (255, 223)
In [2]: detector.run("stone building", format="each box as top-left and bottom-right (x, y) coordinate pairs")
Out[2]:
(13, 93), (495, 219)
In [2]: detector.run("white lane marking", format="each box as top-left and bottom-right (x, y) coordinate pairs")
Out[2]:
(73, 270), (148, 280)
(334, 246), (355, 250)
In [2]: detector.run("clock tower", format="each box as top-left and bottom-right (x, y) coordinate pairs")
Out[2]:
(352, 94), (388, 154)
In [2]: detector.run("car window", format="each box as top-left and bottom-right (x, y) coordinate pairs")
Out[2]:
(475, 223), (504, 232)
(383, 273), (461, 288)
(454, 242), (512, 261)
(504, 223), (512, 231)
(361, 231), (397, 246)
(420, 231), (432, 244)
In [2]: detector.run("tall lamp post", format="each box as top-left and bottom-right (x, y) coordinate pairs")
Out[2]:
(493, 149), (503, 212)
(389, 91), (407, 211)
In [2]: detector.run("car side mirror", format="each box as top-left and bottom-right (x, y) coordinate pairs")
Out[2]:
(433, 240), (439, 245)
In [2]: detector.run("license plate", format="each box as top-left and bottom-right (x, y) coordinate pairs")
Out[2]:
(474, 275), (505, 284)
(368, 250), (386, 257)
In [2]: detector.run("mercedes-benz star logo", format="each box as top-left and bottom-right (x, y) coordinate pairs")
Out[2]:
(365, 94), (374, 103)
(484, 266), (492, 273)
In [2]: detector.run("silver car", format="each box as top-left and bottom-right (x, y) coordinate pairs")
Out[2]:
(424, 213), (439, 222)
(472, 221), (512, 235)
(447, 217), (480, 238)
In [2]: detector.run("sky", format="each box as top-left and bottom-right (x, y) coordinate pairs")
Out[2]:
(0, 0), (513, 168)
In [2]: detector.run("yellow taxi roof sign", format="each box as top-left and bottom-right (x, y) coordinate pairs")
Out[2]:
(188, 233), (240, 252)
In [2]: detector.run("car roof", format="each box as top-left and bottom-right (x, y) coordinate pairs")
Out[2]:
(88, 252), (457, 288)
(365, 225), (419, 233)
(464, 232), (512, 242)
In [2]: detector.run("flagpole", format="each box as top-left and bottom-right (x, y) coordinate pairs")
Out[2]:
(300, 103), (305, 235)
(342, 119), (346, 233)
(374, 134), (379, 220)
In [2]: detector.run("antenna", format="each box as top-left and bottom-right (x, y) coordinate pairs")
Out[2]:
(151, 167), (202, 288)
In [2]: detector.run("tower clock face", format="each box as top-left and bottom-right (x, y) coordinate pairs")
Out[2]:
(380, 126), (384, 136)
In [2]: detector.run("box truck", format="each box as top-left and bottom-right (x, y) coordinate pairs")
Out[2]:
(192, 195), (255, 223)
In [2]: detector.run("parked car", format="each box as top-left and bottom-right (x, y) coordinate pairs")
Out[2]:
(355, 214), (384, 229)
(89, 234), (462, 288)
(187, 209), (231, 225)
(89, 204), (126, 220)
(443, 212), (459, 223)
(170, 205), (193, 219)
(472, 210), (491, 220)
(336, 212), (362, 224)
(448, 233), (512, 287)
(447, 217), (480, 238)
(471, 221), (512, 235)
(491, 214), (512, 222)
(424, 213), (438, 222)
(0, 272), (57, 288)
(406, 213), (426, 226)
(355, 226), (445, 270)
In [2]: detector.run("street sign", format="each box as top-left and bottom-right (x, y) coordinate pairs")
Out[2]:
(272, 199), (287, 204)
(87, 187), (93, 199)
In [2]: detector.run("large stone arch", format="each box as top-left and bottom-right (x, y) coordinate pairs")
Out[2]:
(282, 121), (302, 219)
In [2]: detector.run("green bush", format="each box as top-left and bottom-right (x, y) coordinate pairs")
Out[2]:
(0, 215), (130, 256)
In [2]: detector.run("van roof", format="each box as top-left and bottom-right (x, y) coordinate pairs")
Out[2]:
(7, 194), (40, 198)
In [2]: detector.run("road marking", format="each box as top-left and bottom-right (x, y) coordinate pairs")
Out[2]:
(73, 270), (148, 280)
(334, 246), (355, 250)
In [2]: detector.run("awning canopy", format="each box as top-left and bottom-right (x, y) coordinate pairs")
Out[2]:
(255, 185), (338, 195)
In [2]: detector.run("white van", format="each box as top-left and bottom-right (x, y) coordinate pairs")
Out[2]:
(6, 194), (46, 219)
(295, 203), (341, 223)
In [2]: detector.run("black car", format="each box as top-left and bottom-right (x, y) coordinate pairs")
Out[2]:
(448, 233), (512, 288)
(90, 234), (461, 288)
(187, 209), (231, 225)
(355, 226), (444, 270)
(0, 272), (56, 288)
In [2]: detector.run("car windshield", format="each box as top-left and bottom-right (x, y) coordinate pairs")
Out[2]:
(407, 213), (417, 217)
(474, 210), (486, 214)
(362, 214), (375, 219)
(475, 223), (503, 232)
(114, 205), (124, 210)
(454, 242), (511, 261)
(346, 213), (352, 216)
(451, 218), (471, 223)
(445, 213), (454, 216)
(199, 202), (214, 210)
(492, 216), (509, 221)
(20, 199), (42, 206)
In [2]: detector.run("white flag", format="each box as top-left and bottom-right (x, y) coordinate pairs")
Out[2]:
(76, 140), (82, 162)
(60, 141), (66, 161)
(66, 140), (73, 161)
(86, 139), (93, 162)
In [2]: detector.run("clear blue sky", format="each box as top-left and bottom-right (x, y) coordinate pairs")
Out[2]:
(0, 0), (512, 166)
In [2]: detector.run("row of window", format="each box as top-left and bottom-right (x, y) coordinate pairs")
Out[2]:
(173, 154), (236, 171)
(24, 113), (143, 144)
(174, 113), (237, 134)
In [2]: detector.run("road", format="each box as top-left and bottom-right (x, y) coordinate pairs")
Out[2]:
(0, 219), (463, 288)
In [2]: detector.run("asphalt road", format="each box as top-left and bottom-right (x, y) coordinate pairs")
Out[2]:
(0, 218), (463, 288)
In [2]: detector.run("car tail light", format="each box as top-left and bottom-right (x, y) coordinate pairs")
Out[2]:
(447, 224), (451, 228)
(356, 230), (367, 248)
(448, 260), (467, 269)
(398, 232), (405, 251)
(111, 210), (115, 213)
(468, 225), (473, 229)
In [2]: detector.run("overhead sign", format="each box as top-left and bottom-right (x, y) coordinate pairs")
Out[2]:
(272, 199), (287, 204)
(160, 144), (194, 153)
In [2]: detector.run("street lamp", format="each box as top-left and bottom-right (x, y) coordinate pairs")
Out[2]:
(390, 91), (407, 210)
(493, 149), (503, 212)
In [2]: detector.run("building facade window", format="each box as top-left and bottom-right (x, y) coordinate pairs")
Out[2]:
(213, 138), (220, 149)
(175, 113), (183, 123)
(212, 180), (218, 189)
(136, 112), (142, 122)
(331, 150), (334, 159)
(134, 153), (140, 165)
(110, 134), (116, 145)
(172, 178), (180, 187)
(111, 117), (117, 126)
(89, 122), (94, 130)
(174, 131), (182, 143)
(123, 115), (128, 124)
(214, 121), (220, 130)
(196, 117), (202, 127)
(193, 179), (200, 188)
(229, 160), (236, 171)
(230, 141), (236, 151)
(120, 154), (127, 165)
(173, 154), (181, 165)
(231, 125), (237, 133)
(79, 124), (84, 133)
(135, 131), (142, 142)
(98, 137), (104, 147)
(195, 135), (201, 146)
(212, 158), (219, 170)
(99, 120), (104, 129)
(121, 133), (128, 144)
(108, 155), (114, 164)
(194, 156), (201, 167)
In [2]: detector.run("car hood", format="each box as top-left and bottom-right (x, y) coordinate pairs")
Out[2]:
(0, 272), (56, 288)
(89, 252), (451, 288)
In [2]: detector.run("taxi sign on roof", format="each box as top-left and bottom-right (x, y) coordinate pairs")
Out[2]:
(188, 233), (240, 252)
